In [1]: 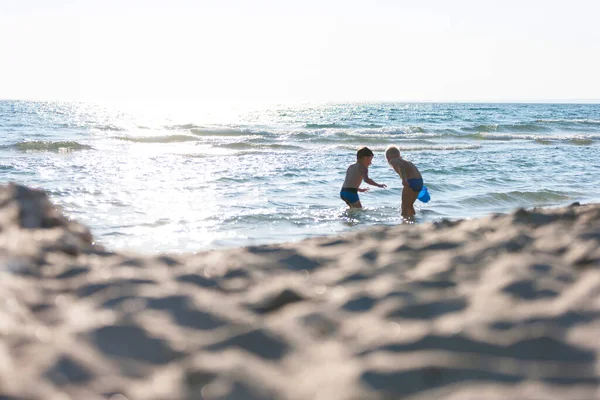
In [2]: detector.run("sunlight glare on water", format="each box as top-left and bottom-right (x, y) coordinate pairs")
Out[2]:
(1, 100), (599, 253)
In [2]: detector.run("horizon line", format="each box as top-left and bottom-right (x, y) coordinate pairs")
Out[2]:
(1, 97), (600, 105)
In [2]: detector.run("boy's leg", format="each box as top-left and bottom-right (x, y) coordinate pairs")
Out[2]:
(350, 200), (363, 209)
(408, 189), (419, 216)
(343, 200), (362, 208)
(341, 191), (362, 208)
(401, 188), (418, 217)
(401, 188), (410, 217)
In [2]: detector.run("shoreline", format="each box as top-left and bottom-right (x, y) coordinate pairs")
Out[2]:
(1, 183), (599, 400)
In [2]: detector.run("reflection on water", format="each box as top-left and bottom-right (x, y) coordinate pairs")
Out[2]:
(1, 100), (600, 253)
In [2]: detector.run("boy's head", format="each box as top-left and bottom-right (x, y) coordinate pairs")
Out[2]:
(356, 146), (374, 167)
(357, 146), (374, 159)
(385, 145), (401, 163)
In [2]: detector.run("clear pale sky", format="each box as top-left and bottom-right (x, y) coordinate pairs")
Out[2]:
(1, 0), (599, 103)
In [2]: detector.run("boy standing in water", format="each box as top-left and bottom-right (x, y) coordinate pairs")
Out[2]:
(340, 147), (386, 208)
(385, 145), (424, 218)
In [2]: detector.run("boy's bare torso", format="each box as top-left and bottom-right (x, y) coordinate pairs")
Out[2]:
(342, 163), (368, 188)
(390, 158), (421, 180)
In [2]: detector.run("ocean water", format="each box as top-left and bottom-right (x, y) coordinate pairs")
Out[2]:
(1, 100), (599, 254)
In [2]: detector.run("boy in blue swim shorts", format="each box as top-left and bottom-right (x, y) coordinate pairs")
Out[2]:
(385, 145), (424, 218)
(340, 147), (387, 208)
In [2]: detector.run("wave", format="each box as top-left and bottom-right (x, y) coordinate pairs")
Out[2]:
(170, 124), (201, 130)
(465, 132), (598, 143)
(217, 142), (304, 151)
(290, 123), (598, 141)
(189, 128), (270, 137)
(536, 118), (600, 125)
(304, 122), (386, 129)
(343, 126), (429, 136)
(535, 137), (594, 146)
(458, 190), (570, 207)
(462, 119), (600, 134)
(400, 144), (481, 151)
(168, 124), (274, 137)
(180, 126), (599, 144)
(406, 126), (426, 133)
(12, 141), (93, 152)
(304, 128), (443, 141)
(569, 138), (594, 145)
(338, 144), (481, 152)
(305, 123), (349, 129)
(114, 135), (200, 143)
(161, 123), (470, 141)
(179, 124), (434, 139)
(94, 124), (125, 132)
(110, 120), (600, 145)
(462, 123), (549, 133)
(534, 118), (600, 132)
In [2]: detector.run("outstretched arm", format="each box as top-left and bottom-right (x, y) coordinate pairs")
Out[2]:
(364, 177), (387, 188)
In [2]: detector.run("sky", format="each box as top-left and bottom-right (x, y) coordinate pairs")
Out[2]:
(1, 0), (599, 103)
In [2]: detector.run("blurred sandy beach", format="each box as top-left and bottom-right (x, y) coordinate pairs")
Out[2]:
(1, 183), (599, 399)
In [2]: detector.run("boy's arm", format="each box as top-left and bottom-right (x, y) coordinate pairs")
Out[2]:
(364, 177), (387, 188)
(394, 162), (409, 187)
(400, 166), (409, 187)
(362, 166), (386, 188)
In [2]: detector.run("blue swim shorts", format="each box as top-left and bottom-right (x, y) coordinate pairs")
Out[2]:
(340, 187), (359, 204)
(407, 178), (424, 193)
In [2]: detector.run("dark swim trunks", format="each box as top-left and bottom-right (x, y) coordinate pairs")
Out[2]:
(340, 187), (359, 204)
(407, 178), (424, 192)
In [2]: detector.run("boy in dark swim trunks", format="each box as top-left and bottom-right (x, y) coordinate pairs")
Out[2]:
(385, 145), (423, 218)
(340, 147), (386, 208)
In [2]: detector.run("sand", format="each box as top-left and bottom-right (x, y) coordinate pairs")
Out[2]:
(1, 182), (599, 400)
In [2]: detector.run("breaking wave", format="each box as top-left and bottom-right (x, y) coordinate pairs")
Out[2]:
(12, 141), (93, 152)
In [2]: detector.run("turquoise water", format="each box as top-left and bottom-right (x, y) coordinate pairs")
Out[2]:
(1, 100), (599, 253)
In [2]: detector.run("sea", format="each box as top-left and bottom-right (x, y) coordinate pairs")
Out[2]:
(1, 100), (599, 254)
